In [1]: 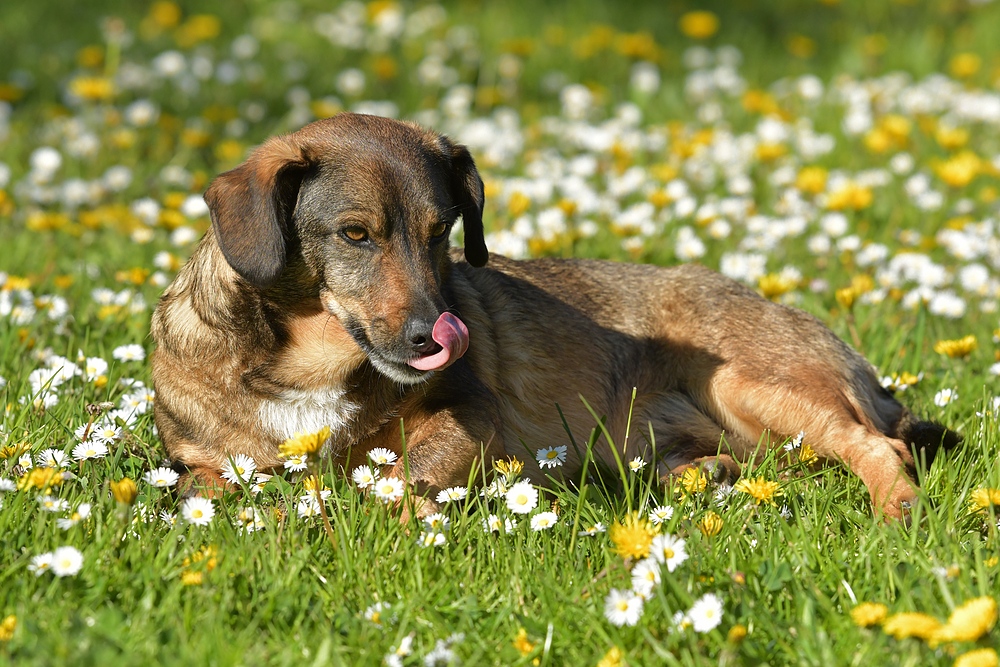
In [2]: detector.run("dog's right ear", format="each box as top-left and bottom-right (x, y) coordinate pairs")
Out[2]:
(204, 135), (311, 289)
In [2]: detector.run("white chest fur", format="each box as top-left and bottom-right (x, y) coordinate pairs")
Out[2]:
(258, 386), (359, 440)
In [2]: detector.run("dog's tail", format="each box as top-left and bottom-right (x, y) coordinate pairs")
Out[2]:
(891, 410), (962, 467)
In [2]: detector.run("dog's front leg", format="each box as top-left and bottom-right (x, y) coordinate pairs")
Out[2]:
(373, 372), (504, 519)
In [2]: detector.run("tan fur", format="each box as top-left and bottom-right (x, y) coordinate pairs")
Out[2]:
(152, 113), (958, 520)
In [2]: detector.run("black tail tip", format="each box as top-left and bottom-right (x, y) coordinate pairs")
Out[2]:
(901, 419), (962, 465)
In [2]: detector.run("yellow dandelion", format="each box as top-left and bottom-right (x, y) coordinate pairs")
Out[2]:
(0, 615), (15, 642)
(969, 488), (1000, 513)
(512, 628), (536, 656)
(727, 624), (748, 643)
(851, 602), (888, 628)
(826, 182), (873, 211)
(937, 125), (970, 150)
(733, 477), (782, 505)
(0, 442), (29, 459)
(798, 444), (818, 465)
(950, 53), (982, 79)
(17, 467), (64, 491)
(279, 426), (331, 458)
(679, 11), (719, 40)
(680, 467), (708, 494)
(180, 570), (204, 586)
(934, 335), (977, 358)
(786, 34), (817, 59)
(110, 478), (138, 504)
(69, 76), (115, 102)
(954, 648), (998, 667)
(796, 166), (828, 195)
(932, 597), (997, 644)
(937, 151), (981, 188)
(596, 646), (623, 667)
(609, 512), (656, 559)
(758, 273), (797, 300)
(986, 556), (999, 568)
(882, 612), (942, 640)
(835, 287), (858, 309)
(493, 457), (524, 479)
(698, 510), (724, 537)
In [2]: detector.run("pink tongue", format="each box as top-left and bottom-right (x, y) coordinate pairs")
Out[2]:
(407, 312), (469, 371)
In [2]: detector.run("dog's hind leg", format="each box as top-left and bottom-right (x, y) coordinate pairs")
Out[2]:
(631, 391), (749, 487)
(704, 363), (929, 520)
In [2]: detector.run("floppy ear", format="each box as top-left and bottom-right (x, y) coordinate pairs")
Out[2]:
(204, 135), (311, 288)
(443, 141), (489, 268)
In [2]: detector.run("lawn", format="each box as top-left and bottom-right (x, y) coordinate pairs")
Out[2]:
(1, 1), (999, 665)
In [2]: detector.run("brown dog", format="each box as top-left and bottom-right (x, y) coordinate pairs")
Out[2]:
(151, 112), (958, 520)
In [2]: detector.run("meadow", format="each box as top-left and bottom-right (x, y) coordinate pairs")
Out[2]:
(1, 1), (999, 665)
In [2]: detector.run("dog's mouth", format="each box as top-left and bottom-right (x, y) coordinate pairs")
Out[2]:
(341, 311), (470, 383)
(406, 312), (469, 372)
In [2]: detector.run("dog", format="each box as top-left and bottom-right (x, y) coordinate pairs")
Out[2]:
(151, 112), (959, 520)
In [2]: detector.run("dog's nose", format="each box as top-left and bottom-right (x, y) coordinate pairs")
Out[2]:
(404, 317), (438, 354)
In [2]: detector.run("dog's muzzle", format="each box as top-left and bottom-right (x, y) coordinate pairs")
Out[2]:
(406, 312), (469, 372)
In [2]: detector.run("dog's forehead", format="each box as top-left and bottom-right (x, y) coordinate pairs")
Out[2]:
(296, 118), (453, 221)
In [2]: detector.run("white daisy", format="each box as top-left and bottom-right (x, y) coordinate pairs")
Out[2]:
(578, 522), (606, 536)
(0, 478), (15, 492)
(535, 445), (567, 469)
(39, 495), (69, 512)
(689, 593), (724, 633)
(423, 513), (450, 532)
(373, 476), (404, 503)
(73, 441), (109, 461)
(143, 467), (180, 488)
(56, 503), (92, 530)
(51, 546), (84, 577)
(505, 481), (538, 514)
(364, 602), (394, 626)
(482, 514), (517, 533)
(435, 486), (468, 503)
(283, 454), (309, 472)
(112, 344), (145, 362)
(83, 356), (108, 381)
(37, 448), (69, 468)
(180, 497), (215, 526)
(220, 454), (256, 484)
(160, 511), (177, 526)
(481, 478), (508, 499)
(530, 511), (559, 531)
(367, 447), (398, 466)
(648, 505), (674, 525)
(604, 588), (644, 627)
(417, 531), (447, 547)
(90, 422), (122, 445)
(649, 534), (688, 572)
(250, 473), (272, 495)
(352, 465), (378, 489)
(628, 456), (647, 473)
(934, 388), (958, 407)
(297, 496), (321, 518)
(29, 552), (53, 576)
(237, 506), (265, 532)
(631, 557), (661, 599)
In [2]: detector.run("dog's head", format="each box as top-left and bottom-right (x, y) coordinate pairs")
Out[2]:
(204, 113), (488, 384)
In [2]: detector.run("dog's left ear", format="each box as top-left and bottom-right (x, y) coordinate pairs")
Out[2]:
(441, 139), (489, 268)
(204, 135), (311, 288)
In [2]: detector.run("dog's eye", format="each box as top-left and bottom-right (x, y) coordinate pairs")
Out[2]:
(342, 227), (369, 243)
(430, 222), (450, 240)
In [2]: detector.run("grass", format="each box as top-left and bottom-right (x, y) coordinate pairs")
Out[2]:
(2, 1), (1000, 665)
